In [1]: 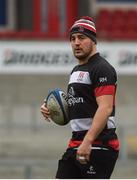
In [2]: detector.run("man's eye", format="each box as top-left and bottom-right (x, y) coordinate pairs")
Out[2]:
(79, 36), (86, 39)
(71, 37), (75, 41)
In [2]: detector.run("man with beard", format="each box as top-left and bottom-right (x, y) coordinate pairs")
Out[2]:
(40, 16), (120, 179)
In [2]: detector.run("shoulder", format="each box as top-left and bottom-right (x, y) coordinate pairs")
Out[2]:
(92, 54), (117, 75)
(89, 54), (117, 84)
(70, 65), (79, 74)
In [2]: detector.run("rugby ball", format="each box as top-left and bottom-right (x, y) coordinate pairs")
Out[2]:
(45, 88), (69, 126)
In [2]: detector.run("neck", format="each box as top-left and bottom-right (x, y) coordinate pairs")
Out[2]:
(78, 49), (97, 65)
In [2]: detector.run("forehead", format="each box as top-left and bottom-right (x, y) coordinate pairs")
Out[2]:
(71, 33), (88, 38)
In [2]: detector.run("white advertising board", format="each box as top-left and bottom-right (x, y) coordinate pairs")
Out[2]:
(0, 41), (76, 74)
(0, 41), (137, 74)
(98, 42), (137, 75)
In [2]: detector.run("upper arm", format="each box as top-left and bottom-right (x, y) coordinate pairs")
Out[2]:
(96, 94), (114, 108)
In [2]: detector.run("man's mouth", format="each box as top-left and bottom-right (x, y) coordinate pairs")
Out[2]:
(75, 48), (82, 53)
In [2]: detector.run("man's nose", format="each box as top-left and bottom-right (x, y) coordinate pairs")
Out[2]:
(75, 38), (80, 45)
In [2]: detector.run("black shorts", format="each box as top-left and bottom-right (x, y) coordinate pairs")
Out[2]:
(56, 147), (119, 179)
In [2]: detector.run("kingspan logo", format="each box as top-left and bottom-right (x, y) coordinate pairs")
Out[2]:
(67, 87), (84, 106)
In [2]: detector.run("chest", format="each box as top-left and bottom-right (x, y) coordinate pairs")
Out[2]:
(69, 71), (92, 85)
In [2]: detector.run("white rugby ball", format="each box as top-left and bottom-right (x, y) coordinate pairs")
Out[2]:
(45, 88), (69, 126)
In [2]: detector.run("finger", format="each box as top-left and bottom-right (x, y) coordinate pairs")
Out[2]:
(40, 107), (50, 113)
(41, 110), (50, 116)
(40, 107), (50, 114)
(85, 154), (90, 162)
(78, 158), (88, 164)
(41, 103), (49, 110)
(45, 117), (51, 122)
(41, 111), (47, 117)
(41, 112), (51, 121)
(76, 154), (88, 164)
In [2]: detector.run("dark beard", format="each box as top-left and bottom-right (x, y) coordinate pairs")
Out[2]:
(74, 52), (90, 62)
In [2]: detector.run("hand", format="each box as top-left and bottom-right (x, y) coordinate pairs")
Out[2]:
(40, 103), (51, 122)
(76, 140), (91, 164)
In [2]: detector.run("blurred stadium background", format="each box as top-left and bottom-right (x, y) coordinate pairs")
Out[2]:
(0, 0), (137, 178)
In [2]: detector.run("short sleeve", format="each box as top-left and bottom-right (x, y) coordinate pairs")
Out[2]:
(92, 63), (117, 97)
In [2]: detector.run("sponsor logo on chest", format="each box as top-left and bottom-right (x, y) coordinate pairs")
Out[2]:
(67, 86), (84, 106)
(69, 71), (91, 85)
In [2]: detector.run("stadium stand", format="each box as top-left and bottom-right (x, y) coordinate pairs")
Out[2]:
(96, 8), (137, 40)
(0, 0), (137, 41)
(1, 8), (137, 41)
